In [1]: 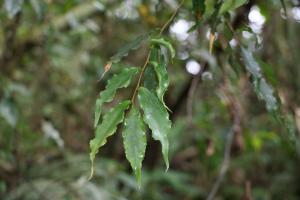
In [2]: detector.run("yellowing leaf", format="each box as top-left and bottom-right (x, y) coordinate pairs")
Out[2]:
(241, 47), (278, 112)
(209, 32), (215, 54)
(98, 62), (112, 81)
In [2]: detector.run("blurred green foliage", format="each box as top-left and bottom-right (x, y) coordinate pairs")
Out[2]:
(1, 0), (300, 199)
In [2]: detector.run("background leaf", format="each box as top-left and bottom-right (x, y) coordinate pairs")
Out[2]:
(144, 47), (160, 92)
(219, 0), (248, 14)
(110, 34), (149, 63)
(241, 47), (278, 112)
(4, 0), (24, 18)
(138, 87), (171, 169)
(122, 106), (146, 187)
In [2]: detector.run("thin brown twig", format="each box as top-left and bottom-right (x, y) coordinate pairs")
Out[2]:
(206, 127), (234, 200)
(187, 75), (200, 123)
(131, 52), (151, 103)
(159, 0), (186, 35)
(130, 0), (185, 103)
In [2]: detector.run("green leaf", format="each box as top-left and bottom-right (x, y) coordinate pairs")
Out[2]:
(150, 60), (169, 109)
(241, 47), (261, 78)
(204, 0), (217, 17)
(90, 100), (131, 178)
(241, 47), (278, 112)
(4, 0), (24, 18)
(94, 67), (138, 128)
(147, 47), (169, 109)
(150, 38), (175, 60)
(138, 87), (171, 169)
(219, 0), (248, 14)
(122, 106), (146, 187)
(144, 49), (159, 92)
(253, 78), (278, 112)
(110, 34), (149, 63)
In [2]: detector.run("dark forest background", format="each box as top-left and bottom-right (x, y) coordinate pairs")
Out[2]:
(1, 0), (300, 199)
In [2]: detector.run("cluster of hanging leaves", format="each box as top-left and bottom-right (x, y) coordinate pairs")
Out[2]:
(89, 34), (174, 186)
(89, 0), (300, 186)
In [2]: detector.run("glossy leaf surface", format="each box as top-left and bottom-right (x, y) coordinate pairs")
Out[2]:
(94, 67), (138, 127)
(138, 87), (171, 169)
(90, 100), (131, 177)
(122, 106), (146, 186)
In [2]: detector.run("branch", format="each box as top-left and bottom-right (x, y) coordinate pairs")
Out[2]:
(206, 127), (235, 200)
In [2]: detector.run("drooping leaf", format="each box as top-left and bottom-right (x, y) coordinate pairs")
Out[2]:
(253, 78), (278, 112)
(150, 61), (169, 109)
(219, 0), (248, 14)
(122, 106), (146, 187)
(4, 0), (24, 18)
(138, 87), (171, 169)
(94, 67), (138, 128)
(241, 47), (261, 78)
(147, 46), (169, 108)
(110, 34), (149, 63)
(144, 48), (159, 92)
(241, 47), (278, 112)
(90, 100), (131, 178)
(150, 38), (175, 60)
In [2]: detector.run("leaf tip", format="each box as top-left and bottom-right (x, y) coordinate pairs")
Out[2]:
(98, 62), (112, 82)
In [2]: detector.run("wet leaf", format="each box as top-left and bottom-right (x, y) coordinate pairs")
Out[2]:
(94, 67), (138, 128)
(122, 106), (146, 187)
(90, 100), (131, 178)
(138, 87), (171, 169)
